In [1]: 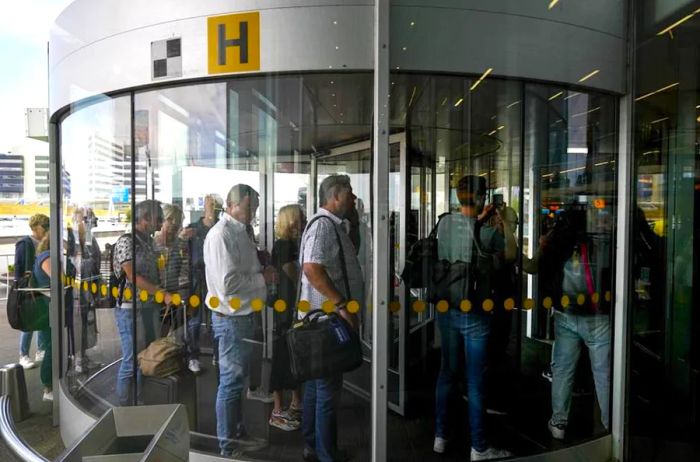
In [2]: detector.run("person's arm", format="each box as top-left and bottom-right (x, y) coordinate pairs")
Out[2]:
(121, 261), (172, 305)
(303, 262), (357, 328)
(14, 240), (25, 280)
(41, 257), (51, 277)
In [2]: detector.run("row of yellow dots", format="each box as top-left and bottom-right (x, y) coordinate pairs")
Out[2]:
(394, 291), (613, 314)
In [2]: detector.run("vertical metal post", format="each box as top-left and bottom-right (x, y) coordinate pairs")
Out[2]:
(372, 0), (389, 460)
(130, 93), (138, 407)
(612, 2), (635, 459)
(48, 117), (62, 426)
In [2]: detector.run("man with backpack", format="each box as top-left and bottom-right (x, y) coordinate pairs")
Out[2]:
(14, 214), (50, 369)
(432, 176), (514, 460)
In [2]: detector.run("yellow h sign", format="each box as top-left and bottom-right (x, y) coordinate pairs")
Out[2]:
(208, 12), (260, 74)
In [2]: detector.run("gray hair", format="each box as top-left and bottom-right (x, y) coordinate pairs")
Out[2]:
(226, 184), (259, 207)
(134, 200), (162, 222)
(319, 174), (351, 206)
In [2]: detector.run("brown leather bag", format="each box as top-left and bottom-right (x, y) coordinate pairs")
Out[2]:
(138, 305), (182, 377)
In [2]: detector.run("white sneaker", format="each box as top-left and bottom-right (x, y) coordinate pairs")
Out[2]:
(246, 388), (274, 403)
(470, 446), (513, 461)
(548, 419), (566, 440)
(188, 359), (201, 374)
(35, 349), (45, 362)
(19, 355), (36, 369)
(42, 389), (53, 402)
(433, 436), (447, 454)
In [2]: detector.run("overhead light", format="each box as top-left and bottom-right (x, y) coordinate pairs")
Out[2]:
(560, 166), (586, 174)
(335, 45), (340, 50)
(488, 129), (498, 136)
(594, 161), (610, 167)
(330, 80), (334, 85)
(548, 0), (560, 10)
(635, 82), (679, 101)
(657, 8), (700, 36)
(497, 125), (505, 130)
(441, 97), (448, 106)
(333, 20), (338, 25)
(548, 91), (564, 101)
(410, 21), (415, 27)
(402, 46), (407, 51)
(567, 147), (588, 154)
(650, 117), (669, 124)
(470, 68), (493, 91)
(454, 98), (464, 107)
(542, 173), (555, 178)
(158, 94), (189, 118)
(565, 92), (581, 100)
(571, 106), (601, 118)
(506, 100), (521, 108)
(578, 70), (600, 82)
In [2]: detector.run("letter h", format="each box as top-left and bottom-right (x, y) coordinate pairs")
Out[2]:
(218, 21), (249, 66)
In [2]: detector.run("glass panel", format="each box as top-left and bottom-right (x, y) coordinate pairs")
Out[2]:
(628, 3), (700, 460)
(59, 96), (132, 415)
(128, 74), (373, 459)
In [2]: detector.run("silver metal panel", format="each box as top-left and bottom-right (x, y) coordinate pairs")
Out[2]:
(372, 0), (390, 460)
(58, 381), (98, 449)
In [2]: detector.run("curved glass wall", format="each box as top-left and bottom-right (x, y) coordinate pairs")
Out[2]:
(57, 73), (617, 460)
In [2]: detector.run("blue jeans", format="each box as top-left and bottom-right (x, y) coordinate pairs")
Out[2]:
(19, 330), (48, 357)
(186, 305), (202, 360)
(115, 306), (157, 406)
(435, 310), (491, 452)
(551, 311), (611, 430)
(212, 313), (254, 456)
(303, 374), (343, 462)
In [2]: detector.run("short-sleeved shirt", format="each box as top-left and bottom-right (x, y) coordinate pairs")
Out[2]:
(437, 214), (504, 262)
(298, 208), (364, 317)
(113, 230), (160, 308)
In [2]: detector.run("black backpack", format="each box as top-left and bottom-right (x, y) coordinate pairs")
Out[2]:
(400, 213), (451, 289)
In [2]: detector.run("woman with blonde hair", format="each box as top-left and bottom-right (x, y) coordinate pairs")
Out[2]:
(268, 204), (306, 431)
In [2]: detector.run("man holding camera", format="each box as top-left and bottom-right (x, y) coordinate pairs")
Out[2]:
(432, 175), (514, 461)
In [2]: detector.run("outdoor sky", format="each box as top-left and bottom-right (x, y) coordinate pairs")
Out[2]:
(0, 0), (73, 152)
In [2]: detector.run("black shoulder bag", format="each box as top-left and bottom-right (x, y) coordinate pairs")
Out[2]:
(286, 215), (363, 381)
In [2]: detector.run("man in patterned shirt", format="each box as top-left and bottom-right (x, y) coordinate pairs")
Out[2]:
(299, 174), (363, 462)
(113, 200), (173, 406)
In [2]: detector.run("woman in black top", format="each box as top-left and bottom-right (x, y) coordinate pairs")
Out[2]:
(268, 204), (306, 431)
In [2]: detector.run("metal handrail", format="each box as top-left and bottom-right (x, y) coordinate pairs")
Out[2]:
(0, 395), (49, 462)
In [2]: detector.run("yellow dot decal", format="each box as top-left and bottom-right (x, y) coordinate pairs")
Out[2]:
(504, 298), (515, 311)
(209, 296), (220, 308)
(482, 299), (494, 312)
(91, 282), (97, 294)
(436, 300), (449, 313)
(298, 300), (310, 313)
(321, 300), (335, 313)
(251, 298), (264, 311)
(561, 295), (570, 308)
(101, 285), (108, 297)
(111, 286), (119, 298)
(543, 297), (553, 309)
(346, 300), (360, 314)
(154, 291), (164, 304)
(139, 290), (148, 302)
(274, 299), (287, 313)
(172, 293), (182, 306)
(524, 298), (535, 310)
(413, 300), (426, 313)
(591, 292), (600, 304)
(123, 287), (132, 301)
(82, 281), (88, 291)
(229, 298), (241, 310)
(389, 301), (401, 313)
(189, 295), (201, 308)
(577, 294), (586, 306)
(605, 291), (612, 302)
(460, 299), (472, 312)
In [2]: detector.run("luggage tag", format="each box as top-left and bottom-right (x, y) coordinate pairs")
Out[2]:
(329, 316), (350, 344)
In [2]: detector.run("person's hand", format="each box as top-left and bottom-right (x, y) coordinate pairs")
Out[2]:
(263, 266), (278, 284)
(163, 291), (173, 305)
(478, 204), (495, 222)
(179, 228), (195, 240)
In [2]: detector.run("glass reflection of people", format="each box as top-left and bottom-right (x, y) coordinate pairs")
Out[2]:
(203, 185), (277, 457)
(540, 204), (612, 440)
(433, 175), (513, 460)
(14, 213), (50, 370)
(113, 200), (173, 406)
(33, 236), (53, 402)
(154, 204), (196, 371)
(299, 175), (363, 462)
(66, 207), (102, 374)
(183, 194), (223, 370)
(268, 204), (306, 432)
(346, 198), (372, 339)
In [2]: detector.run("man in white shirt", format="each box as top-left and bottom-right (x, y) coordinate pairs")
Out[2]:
(203, 184), (277, 457)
